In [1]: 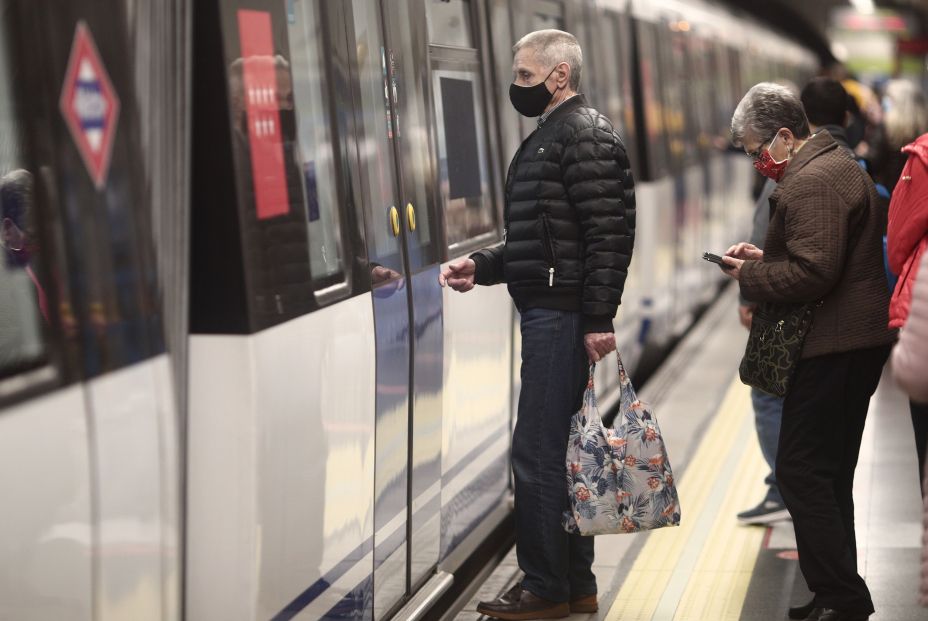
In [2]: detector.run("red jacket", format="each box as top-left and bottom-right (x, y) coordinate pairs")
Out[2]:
(888, 133), (928, 328)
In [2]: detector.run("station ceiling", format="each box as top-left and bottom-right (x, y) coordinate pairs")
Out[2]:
(720, 0), (928, 65)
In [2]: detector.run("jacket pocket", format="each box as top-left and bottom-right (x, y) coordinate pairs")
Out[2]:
(541, 214), (556, 287)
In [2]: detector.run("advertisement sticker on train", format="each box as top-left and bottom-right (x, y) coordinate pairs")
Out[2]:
(59, 21), (120, 190)
(238, 9), (290, 220)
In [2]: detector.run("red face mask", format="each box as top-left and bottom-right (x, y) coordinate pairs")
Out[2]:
(753, 134), (790, 182)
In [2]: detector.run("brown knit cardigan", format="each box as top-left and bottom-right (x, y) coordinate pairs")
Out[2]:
(740, 132), (897, 359)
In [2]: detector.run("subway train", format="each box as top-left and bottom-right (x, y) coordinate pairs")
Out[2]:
(0, 0), (815, 620)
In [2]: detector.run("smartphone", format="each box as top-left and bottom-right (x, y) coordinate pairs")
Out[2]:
(703, 252), (734, 270)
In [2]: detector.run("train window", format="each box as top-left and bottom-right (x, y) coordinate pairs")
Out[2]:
(426, 0), (474, 48)
(636, 22), (669, 180)
(288, 1), (345, 287)
(431, 66), (495, 248)
(0, 166), (46, 381)
(349, 0), (401, 268)
(528, 0), (564, 31)
(488, 0), (521, 160)
(596, 12), (627, 139)
(0, 21), (35, 377)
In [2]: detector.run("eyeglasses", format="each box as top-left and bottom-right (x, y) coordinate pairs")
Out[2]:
(746, 133), (785, 161)
(746, 137), (773, 161)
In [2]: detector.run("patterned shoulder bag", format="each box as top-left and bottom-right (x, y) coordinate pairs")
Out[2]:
(739, 301), (815, 397)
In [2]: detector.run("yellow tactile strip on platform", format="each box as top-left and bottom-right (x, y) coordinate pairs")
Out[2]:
(605, 378), (768, 621)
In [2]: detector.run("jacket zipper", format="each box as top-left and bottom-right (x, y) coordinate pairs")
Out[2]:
(541, 214), (556, 287)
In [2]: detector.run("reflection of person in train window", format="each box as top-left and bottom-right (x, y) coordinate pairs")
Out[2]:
(0, 169), (47, 323)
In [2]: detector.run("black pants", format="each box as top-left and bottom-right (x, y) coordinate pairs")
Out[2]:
(911, 400), (928, 495)
(777, 345), (891, 614)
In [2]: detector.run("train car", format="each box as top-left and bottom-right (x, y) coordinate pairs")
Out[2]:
(0, 2), (186, 620)
(0, 1), (815, 620)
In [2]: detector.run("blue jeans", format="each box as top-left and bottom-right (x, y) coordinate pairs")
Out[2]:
(513, 308), (596, 602)
(751, 387), (784, 504)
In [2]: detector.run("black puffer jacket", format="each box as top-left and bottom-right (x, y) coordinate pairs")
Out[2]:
(471, 95), (635, 333)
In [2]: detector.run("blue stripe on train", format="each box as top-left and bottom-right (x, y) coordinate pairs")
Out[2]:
(271, 433), (511, 619)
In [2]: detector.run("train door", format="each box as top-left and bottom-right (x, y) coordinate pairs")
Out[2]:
(348, 0), (511, 616)
(345, 1), (445, 616)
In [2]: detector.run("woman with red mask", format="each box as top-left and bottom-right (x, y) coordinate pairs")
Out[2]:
(721, 83), (896, 621)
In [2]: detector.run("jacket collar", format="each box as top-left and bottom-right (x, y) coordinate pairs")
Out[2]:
(819, 124), (852, 154)
(539, 94), (587, 127)
(779, 131), (838, 184)
(903, 132), (928, 165)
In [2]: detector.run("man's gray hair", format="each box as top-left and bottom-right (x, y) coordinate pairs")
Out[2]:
(513, 29), (582, 91)
(731, 82), (810, 147)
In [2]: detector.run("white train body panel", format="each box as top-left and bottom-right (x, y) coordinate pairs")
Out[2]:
(186, 293), (377, 620)
(86, 355), (179, 621)
(0, 386), (93, 621)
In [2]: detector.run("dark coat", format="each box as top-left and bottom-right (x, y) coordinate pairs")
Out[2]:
(740, 131), (896, 358)
(470, 95), (635, 333)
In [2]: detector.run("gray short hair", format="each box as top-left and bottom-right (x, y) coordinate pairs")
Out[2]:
(731, 82), (810, 147)
(513, 29), (582, 91)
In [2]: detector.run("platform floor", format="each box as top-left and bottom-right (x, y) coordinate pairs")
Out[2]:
(456, 285), (926, 621)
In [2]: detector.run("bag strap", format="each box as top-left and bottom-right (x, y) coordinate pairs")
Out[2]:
(616, 350), (628, 382)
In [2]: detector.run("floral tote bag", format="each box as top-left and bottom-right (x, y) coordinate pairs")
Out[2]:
(563, 353), (681, 536)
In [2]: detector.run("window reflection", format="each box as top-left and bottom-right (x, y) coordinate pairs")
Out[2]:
(350, 0), (401, 269)
(426, 0), (474, 48)
(0, 23), (44, 376)
(431, 68), (493, 247)
(288, 0), (344, 285)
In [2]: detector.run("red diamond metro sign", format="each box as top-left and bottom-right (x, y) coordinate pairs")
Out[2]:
(59, 21), (120, 190)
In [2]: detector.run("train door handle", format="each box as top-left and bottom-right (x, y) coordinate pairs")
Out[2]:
(406, 203), (416, 232)
(389, 206), (400, 237)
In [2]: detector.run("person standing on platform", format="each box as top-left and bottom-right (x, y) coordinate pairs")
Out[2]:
(439, 29), (635, 621)
(886, 131), (928, 494)
(736, 77), (859, 527)
(724, 82), (895, 621)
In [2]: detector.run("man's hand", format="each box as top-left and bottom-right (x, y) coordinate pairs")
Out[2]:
(439, 258), (476, 293)
(584, 332), (616, 362)
(726, 242), (763, 261)
(738, 304), (754, 330)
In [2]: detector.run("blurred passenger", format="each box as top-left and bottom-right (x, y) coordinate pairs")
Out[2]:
(440, 29), (635, 620)
(886, 132), (928, 493)
(725, 82), (895, 621)
(889, 249), (928, 609)
(892, 251), (928, 405)
(735, 166), (788, 527)
(869, 79), (928, 196)
(801, 78), (855, 156)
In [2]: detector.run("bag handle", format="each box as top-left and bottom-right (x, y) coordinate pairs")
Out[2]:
(589, 352), (630, 384)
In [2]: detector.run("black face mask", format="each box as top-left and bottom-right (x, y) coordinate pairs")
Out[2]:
(509, 66), (558, 117)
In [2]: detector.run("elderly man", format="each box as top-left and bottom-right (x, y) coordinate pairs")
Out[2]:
(440, 29), (635, 620)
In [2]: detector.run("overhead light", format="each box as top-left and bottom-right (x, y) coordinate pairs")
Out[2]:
(850, 0), (875, 14)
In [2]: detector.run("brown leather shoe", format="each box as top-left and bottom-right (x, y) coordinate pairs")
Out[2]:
(569, 593), (598, 613)
(476, 583), (569, 620)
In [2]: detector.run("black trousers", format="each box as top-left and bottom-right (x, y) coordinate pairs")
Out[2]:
(777, 345), (891, 614)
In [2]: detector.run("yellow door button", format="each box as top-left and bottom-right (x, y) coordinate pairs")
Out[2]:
(406, 203), (416, 232)
(389, 206), (400, 237)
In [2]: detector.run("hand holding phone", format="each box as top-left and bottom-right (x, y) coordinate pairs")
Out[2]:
(703, 252), (734, 270)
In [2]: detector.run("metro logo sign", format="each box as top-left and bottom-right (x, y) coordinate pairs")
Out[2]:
(59, 21), (120, 189)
